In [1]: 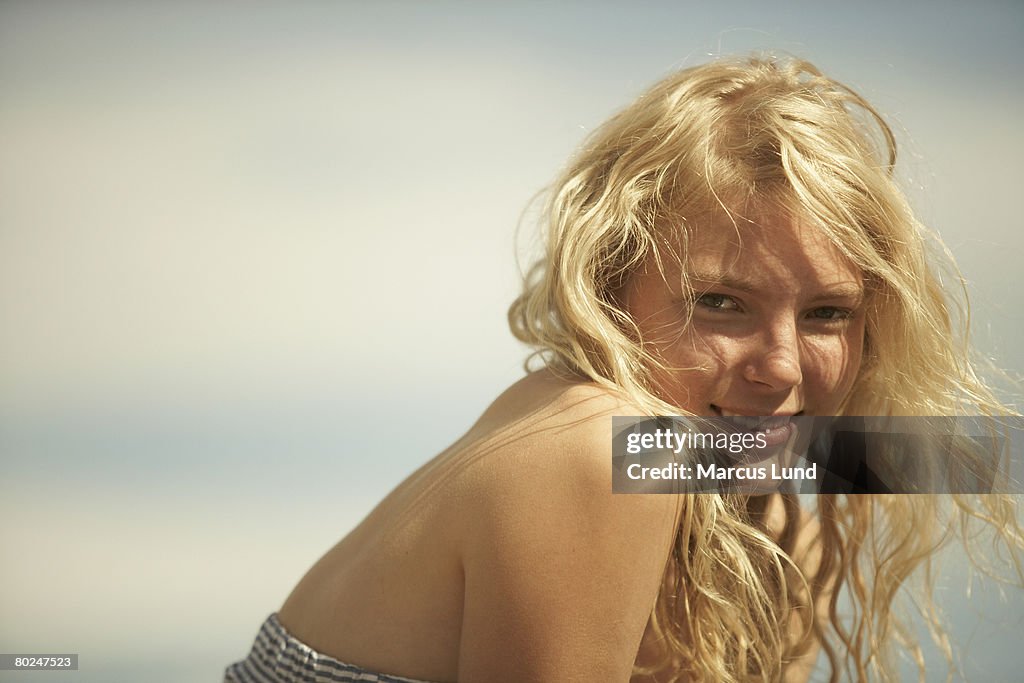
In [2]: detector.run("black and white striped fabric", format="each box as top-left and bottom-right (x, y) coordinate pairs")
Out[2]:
(223, 613), (436, 683)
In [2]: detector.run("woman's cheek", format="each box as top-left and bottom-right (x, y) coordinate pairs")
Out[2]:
(643, 332), (721, 408)
(685, 331), (749, 375)
(802, 332), (863, 395)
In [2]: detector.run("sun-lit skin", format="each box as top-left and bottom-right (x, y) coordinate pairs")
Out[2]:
(623, 211), (867, 421)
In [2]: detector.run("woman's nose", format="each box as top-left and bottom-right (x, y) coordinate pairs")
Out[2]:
(742, 323), (803, 391)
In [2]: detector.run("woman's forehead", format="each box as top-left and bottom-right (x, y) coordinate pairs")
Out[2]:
(663, 211), (864, 290)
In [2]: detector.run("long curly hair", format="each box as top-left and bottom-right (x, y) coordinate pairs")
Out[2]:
(508, 54), (1023, 682)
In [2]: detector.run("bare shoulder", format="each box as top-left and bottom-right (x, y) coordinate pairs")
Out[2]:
(450, 372), (681, 682)
(454, 371), (669, 529)
(474, 367), (637, 429)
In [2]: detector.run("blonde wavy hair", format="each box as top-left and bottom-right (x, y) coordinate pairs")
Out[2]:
(509, 54), (1023, 682)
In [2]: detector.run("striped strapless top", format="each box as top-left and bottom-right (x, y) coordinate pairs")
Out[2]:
(224, 613), (438, 683)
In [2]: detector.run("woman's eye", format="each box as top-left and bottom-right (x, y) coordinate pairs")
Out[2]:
(695, 293), (741, 311)
(807, 306), (853, 321)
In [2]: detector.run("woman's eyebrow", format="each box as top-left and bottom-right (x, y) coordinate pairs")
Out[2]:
(688, 271), (865, 300)
(807, 284), (865, 303)
(687, 271), (764, 293)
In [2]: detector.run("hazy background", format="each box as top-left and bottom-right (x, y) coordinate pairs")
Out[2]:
(1, 2), (1022, 681)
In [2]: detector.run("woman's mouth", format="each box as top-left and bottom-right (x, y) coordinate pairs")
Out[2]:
(710, 406), (803, 448)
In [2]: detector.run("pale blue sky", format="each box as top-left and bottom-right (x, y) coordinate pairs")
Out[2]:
(1, 2), (1022, 681)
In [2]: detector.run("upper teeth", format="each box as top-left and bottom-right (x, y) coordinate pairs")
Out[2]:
(719, 411), (791, 430)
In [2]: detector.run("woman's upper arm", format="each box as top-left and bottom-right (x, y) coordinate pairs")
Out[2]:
(455, 417), (682, 683)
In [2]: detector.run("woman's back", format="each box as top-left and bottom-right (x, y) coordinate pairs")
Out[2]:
(275, 369), (684, 682)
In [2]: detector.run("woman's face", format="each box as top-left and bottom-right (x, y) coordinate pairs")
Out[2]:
(623, 212), (866, 418)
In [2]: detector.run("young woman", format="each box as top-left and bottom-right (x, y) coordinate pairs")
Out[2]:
(224, 54), (1022, 683)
